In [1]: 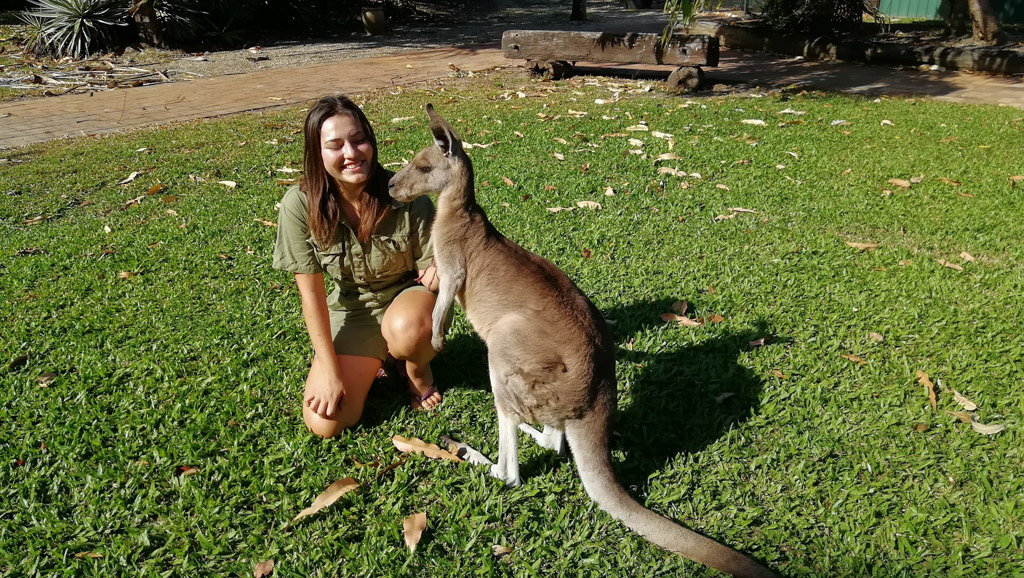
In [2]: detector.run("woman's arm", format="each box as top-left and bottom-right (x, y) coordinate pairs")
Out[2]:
(294, 272), (346, 417)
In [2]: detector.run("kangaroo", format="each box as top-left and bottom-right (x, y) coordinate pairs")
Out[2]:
(387, 105), (776, 577)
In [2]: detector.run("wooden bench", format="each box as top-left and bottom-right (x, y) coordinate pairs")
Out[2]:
(501, 29), (719, 92)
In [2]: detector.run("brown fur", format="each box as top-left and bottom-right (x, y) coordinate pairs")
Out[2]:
(387, 105), (776, 577)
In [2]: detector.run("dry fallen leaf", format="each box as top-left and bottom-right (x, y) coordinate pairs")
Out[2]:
(771, 369), (787, 379)
(492, 544), (512, 557)
(749, 337), (767, 347)
(576, 201), (602, 210)
(945, 410), (972, 424)
(936, 259), (964, 271)
(75, 552), (102, 559)
(916, 370), (937, 412)
(660, 312), (701, 327)
(741, 119), (767, 126)
(887, 178), (912, 189)
(1010, 175), (1024, 188)
(254, 218), (277, 228)
(36, 372), (57, 386)
(553, 152), (565, 161)
(951, 389), (978, 411)
(913, 423), (929, 432)
(868, 332), (884, 342)
(391, 435), (463, 462)
(970, 419), (1006, 435)
(287, 477), (359, 528)
(254, 559), (275, 578)
(118, 171), (139, 185)
(218, 180), (237, 189)
(670, 300), (688, 315)
(845, 241), (879, 251)
(502, 177), (515, 187)
(959, 252), (975, 262)
(841, 354), (867, 366)
(403, 512), (427, 552)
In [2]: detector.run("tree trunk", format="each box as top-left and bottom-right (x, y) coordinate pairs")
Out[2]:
(130, 0), (164, 47)
(570, 0), (586, 21)
(967, 0), (1003, 45)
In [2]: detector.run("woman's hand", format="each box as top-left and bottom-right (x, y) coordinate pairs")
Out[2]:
(304, 373), (346, 417)
(417, 261), (440, 292)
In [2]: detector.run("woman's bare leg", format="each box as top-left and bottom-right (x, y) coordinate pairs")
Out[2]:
(302, 354), (382, 437)
(382, 289), (442, 410)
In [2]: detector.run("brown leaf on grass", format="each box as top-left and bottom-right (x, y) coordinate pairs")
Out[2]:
(749, 337), (767, 347)
(868, 332), (884, 342)
(945, 410), (972, 424)
(553, 152), (565, 161)
(391, 435), (463, 462)
(939, 177), (962, 186)
(670, 300), (688, 315)
(887, 178), (912, 189)
(660, 312), (701, 327)
(913, 423), (929, 432)
(254, 218), (277, 228)
(75, 552), (103, 559)
(403, 512), (427, 552)
(576, 201), (602, 210)
(218, 180), (237, 189)
(1009, 175), (1024, 188)
(771, 369), (787, 379)
(714, 213), (736, 221)
(581, 249), (592, 259)
(716, 184), (730, 191)
(176, 465), (201, 476)
(147, 183), (168, 196)
(37, 372), (56, 387)
(502, 177), (515, 187)
(951, 389), (978, 411)
(492, 544), (512, 557)
(959, 252), (975, 262)
(916, 370), (938, 412)
(118, 271), (137, 279)
(970, 419), (1006, 435)
(936, 259), (964, 271)
(287, 477), (359, 528)
(253, 559), (275, 578)
(8, 354), (29, 371)
(841, 354), (867, 366)
(845, 241), (879, 251)
(161, 195), (177, 204)
(654, 153), (682, 162)
(698, 314), (725, 324)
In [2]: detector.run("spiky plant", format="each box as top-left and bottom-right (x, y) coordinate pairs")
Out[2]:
(19, 0), (126, 59)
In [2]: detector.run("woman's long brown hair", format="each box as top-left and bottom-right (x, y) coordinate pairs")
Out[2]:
(300, 95), (391, 248)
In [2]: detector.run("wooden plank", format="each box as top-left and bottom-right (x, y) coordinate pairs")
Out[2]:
(502, 30), (718, 67)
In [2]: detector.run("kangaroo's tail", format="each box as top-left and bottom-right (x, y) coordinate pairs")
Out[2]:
(564, 408), (776, 578)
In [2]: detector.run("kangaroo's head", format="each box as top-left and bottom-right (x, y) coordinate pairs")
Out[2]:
(388, 104), (469, 203)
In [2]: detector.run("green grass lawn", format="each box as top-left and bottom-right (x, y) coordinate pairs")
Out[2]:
(2, 73), (1022, 576)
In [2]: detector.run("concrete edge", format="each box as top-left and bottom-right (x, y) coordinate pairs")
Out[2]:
(686, 21), (1024, 74)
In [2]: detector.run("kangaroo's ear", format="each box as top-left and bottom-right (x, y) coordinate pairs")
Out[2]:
(426, 104), (463, 158)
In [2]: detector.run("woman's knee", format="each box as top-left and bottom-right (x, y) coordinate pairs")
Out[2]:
(384, 311), (432, 357)
(303, 404), (360, 438)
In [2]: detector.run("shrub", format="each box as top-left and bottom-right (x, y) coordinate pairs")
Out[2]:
(19, 0), (126, 59)
(759, 0), (864, 33)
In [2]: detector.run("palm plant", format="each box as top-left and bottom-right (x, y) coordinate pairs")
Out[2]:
(19, 0), (126, 59)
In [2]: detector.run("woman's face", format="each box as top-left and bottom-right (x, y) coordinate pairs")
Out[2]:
(320, 113), (374, 193)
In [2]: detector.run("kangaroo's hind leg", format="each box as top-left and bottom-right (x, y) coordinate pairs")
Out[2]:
(488, 362), (523, 487)
(519, 424), (567, 456)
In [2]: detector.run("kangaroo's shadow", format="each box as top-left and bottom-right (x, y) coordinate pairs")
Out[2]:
(600, 299), (775, 492)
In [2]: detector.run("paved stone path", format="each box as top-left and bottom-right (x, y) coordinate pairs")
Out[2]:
(2, 37), (1023, 150)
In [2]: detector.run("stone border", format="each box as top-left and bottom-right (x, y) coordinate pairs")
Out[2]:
(687, 21), (1024, 74)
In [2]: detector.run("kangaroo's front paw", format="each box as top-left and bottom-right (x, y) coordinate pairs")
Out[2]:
(490, 463), (521, 487)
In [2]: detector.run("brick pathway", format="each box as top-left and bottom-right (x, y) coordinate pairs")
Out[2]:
(2, 42), (1023, 150)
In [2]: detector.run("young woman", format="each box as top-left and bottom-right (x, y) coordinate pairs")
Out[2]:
(273, 95), (442, 438)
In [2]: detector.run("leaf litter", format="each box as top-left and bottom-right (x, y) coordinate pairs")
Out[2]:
(285, 477), (359, 529)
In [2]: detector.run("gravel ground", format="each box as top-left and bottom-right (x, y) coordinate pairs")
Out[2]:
(158, 0), (674, 81)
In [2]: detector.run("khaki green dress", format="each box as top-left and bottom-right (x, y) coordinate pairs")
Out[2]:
(272, 184), (435, 360)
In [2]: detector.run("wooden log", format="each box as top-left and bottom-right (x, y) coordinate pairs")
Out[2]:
(502, 30), (718, 67)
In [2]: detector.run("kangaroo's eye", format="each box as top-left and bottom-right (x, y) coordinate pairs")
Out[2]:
(417, 166), (431, 174)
